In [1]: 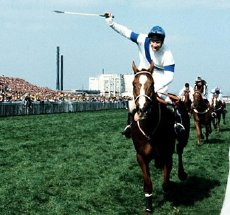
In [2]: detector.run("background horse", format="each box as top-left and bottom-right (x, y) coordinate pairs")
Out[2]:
(180, 89), (192, 116)
(192, 91), (212, 144)
(130, 61), (189, 213)
(211, 96), (225, 131)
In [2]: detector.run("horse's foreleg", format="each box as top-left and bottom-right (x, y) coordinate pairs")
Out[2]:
(136, 153), (153, 212)
(194, 123), (201, 144)
(176, 143), (188, 181)
(217, 116), (221, 132)
(205, 123), (211, 142)
(162, 156), (173, 192)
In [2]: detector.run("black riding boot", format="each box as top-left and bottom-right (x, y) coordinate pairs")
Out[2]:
(174, 107), (185, 135)
(121, 112), (133, 138)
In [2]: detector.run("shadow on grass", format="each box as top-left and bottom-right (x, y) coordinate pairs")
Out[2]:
(207, 137), (225, 144)
(159, 175), (220, 207)
(220, 127), (230, 132)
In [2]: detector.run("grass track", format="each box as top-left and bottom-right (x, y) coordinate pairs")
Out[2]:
(0, 107), (229, 214)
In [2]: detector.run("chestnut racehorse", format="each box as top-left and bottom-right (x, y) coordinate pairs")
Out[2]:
(192, 91), (212, 144)
(130, 61), (189, 213)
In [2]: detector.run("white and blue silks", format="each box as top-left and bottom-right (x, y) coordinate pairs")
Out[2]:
(106, 18), (175, 110)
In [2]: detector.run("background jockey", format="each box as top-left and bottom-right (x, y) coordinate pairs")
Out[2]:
(194, 76), (208, 100)
(104, 12), (185, 137)
(208, 86), (224, 103)
(178, 82), (194, 102)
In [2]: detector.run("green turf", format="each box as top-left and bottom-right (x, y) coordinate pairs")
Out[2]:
(0, 107), (229, 214)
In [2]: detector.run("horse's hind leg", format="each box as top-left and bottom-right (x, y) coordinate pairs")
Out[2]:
(136, 153), (153, 212)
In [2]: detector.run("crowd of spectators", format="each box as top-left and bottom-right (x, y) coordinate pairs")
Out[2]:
(0, 76), (131, 103)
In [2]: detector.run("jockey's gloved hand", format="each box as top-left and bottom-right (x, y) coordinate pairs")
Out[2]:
(104, 12), (112, 18)
(104, 12), (114, 25)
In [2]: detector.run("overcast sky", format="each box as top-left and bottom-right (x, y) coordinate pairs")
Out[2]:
(1, 0), (230, 94)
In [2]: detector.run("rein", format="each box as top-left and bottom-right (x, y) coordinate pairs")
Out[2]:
(136, 103), (161, 140)
(133, 70), (161, 140)
(193, 90), (210, 114)
(193, 107), (209, 114)
(157, 92), (180, 102)
(215, 106), (223, 112)
(134, 94), (152, 103)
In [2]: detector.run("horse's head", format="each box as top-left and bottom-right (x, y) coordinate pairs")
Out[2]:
(193, 90), (203, 108)
(182, 89), (190, 102)
(194, 82), (204, 94)
(211, 95), (217, 108)
(211, 95), (222, 111)
(132, 61), (155, 120)
(184, 89), (190, 96)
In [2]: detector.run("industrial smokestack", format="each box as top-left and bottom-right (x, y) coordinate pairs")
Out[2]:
(56, 46), (60, 90)
(60, 55), (63, 91)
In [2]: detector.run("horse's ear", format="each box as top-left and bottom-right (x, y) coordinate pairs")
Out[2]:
(148, 61), (154, 74)
(132, 61), (139, 74)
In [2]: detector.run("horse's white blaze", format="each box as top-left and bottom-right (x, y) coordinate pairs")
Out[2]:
(213, 96), (217, 107)
(139, 75), (147, 109)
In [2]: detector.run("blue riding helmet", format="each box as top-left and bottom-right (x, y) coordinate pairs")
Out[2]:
(148, 26), (166, 42)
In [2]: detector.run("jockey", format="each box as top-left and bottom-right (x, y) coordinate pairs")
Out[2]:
(178, 82), (194, 102)
(104, 12), (185, 137)
(209, 86), (224, 103)
(194, 76), (208, 99)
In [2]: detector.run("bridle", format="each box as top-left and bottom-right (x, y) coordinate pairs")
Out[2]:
(133, 71), (153, 103)
(212, 96), (222, 112)
(133, 70), (161, 140)
(193, 91), (209, 114)
(134, 94), (152, 103)
(136, 104), (161, 140)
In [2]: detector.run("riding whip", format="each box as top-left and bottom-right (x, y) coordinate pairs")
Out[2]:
(53, 10), (114, 18)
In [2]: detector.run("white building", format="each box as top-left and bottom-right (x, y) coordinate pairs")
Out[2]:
(89, 73), (134, 97)
(123, 74), (134, 97)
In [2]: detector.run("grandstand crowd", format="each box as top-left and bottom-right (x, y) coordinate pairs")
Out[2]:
(0, 76), (130, 103)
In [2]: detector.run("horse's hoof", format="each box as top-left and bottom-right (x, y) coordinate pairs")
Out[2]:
(145, 208), (153, 214)
(178, 171), (188, 181)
